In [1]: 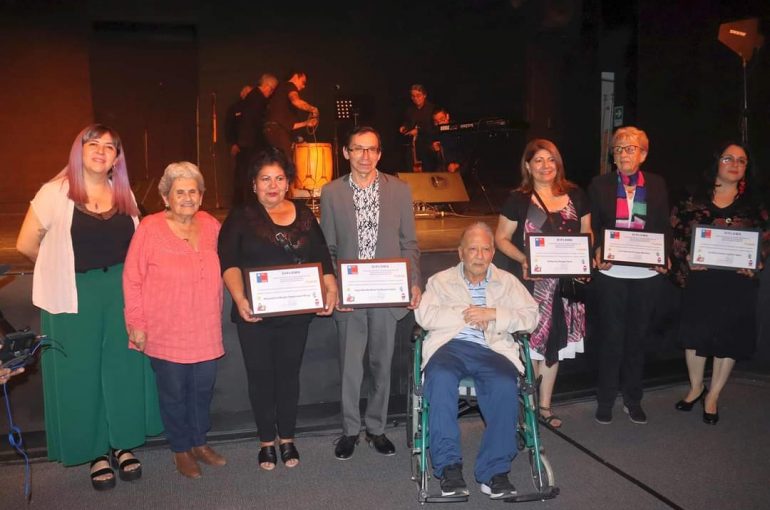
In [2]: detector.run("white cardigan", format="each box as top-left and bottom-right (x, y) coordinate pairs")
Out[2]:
(30, 178), (138, 314)
(415, 262), (539, 373)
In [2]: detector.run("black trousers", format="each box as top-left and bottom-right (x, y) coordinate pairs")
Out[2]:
(237, 316), (312, 442)
(594, 272), (662, 408)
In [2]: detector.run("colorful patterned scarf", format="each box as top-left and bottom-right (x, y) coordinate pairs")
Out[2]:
(615, 170), (646, 229)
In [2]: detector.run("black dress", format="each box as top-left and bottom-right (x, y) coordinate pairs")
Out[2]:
(670, 194), (769, 360)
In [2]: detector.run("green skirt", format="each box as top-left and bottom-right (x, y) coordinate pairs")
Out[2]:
(41, 264), (163, 466)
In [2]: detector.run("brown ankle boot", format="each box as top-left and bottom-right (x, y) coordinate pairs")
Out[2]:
(191, 445), (226, 466)
(173, 451), (202, 479)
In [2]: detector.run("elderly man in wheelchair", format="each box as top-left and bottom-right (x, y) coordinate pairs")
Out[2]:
(414, 222), (539, 500)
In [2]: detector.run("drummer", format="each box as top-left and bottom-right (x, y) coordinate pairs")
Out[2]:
(263, 70), (320, 161)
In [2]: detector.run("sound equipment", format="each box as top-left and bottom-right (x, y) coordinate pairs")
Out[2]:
(291, 142), (333, 200)
(717, 18), (764, 144)
(718, 18), (764, 62)
(437, 118), (523, 134)
(396, 172), (470, 203)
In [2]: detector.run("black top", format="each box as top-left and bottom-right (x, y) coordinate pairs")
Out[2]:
(402, 100), (435, 139)
(218, 200), (335, 322)
(588, 170), (671, 251)
(239, 88), (269, 149)
(71, 206), (135, 273)
(225, 96), (249, 146)
(265, 81), (300, 132)
(495, 188), (589, 279)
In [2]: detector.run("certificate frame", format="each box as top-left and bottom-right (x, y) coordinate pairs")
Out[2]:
(601, 228), (667, 268)
(689, 224), (760, 271)
(244, 262), (325, 318)
(338, 258), (412, 308)
(524, 233), (592, 277)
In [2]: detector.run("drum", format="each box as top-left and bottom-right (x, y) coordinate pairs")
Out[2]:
(292, 143), (333, 197)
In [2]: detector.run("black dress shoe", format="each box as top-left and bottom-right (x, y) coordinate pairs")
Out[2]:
(365, 432), (396, 456)
(334, 435), (358, 460)
(675, 385), (708, 411)
(703, 409), (719, 425)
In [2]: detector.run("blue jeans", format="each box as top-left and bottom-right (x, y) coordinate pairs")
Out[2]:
(424, 340), (519, 484)
(149, 357), (217, 452)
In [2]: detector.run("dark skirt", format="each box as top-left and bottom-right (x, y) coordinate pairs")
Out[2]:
(678, 269), (758, 360)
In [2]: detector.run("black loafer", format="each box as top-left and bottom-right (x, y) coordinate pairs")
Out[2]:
(334, 435), (358, 460)
(365, 432), (396, 456)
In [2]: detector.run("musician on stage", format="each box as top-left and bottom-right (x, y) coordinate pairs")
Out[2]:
(398, 84), (436, 172)
(431, 107), (466, 174)
(264, 70), (320, 161)
(232, 74), (278, 206)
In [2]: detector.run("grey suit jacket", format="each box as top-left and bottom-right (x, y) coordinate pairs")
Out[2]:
(320, 171), (421, 320)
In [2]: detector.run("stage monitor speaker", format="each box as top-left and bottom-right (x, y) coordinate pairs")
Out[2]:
(718, 18), (764, 62)
(396, 172), (470, 203)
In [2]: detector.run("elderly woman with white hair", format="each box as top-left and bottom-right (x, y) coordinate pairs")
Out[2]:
(588, 126), (670, 426)
(123, 161), (225, 479)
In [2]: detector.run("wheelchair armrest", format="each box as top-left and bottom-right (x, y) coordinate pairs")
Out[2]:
(411, 325), (427, 343)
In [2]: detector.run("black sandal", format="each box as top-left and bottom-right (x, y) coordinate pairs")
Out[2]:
(279, 442), (300, 467)
(258, 445), (277, 470)
(90, 455), (116, 491)
(112, 449), (142, 482)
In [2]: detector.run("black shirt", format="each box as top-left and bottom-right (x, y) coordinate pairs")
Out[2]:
(265, 82), (300, 132)
(71, 207), (135, 272)
(239, 88), (269, 149)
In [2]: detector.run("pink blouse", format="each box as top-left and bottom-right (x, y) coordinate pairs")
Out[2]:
(123, 211), (224, 363)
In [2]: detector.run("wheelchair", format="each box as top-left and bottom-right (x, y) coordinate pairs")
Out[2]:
(406, 329), (559, 503)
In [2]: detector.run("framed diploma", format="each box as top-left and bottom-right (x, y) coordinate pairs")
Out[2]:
(690, 225), (760, 270)
(338, 258), (411, 308)
(244, 263), (325, 317)
(525, 233), (592, 277)
(602, 228), (667, 267)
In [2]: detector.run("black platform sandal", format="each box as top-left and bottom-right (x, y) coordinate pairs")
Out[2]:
(90, 455), (116, 491)
(112, 449), (142, 482)
(258, 445), (277, 471)
(279, 441), (300, 467)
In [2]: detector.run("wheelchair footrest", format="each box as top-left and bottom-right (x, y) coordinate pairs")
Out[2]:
(422, 493), (470, 503)
(502, 486), (559, 503)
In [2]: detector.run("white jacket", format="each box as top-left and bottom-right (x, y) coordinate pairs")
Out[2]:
(415, 262), (539, 373)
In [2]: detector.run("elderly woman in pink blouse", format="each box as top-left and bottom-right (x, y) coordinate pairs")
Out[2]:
(123, 162), (224, 479)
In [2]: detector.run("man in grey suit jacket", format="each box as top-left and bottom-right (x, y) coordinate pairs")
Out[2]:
(320, 126), (422, 460)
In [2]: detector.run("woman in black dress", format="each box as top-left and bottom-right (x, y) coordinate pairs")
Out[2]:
(219, 147), (338, 468)
(670, 142), (768, 424)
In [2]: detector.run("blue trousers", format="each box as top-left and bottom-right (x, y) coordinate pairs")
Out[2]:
(149, 357), (218, 452)
(424, 340), (519, 484)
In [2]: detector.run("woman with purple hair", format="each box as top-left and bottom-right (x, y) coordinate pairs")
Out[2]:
(16, 124), (163, 491)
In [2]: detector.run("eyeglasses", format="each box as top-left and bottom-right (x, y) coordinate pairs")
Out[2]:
(347, 146), (381, 156)
(720, 155), (748, 166)
(612, 145), (642, 155)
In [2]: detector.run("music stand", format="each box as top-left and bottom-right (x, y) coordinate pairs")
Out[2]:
(334, 97), (360, 177)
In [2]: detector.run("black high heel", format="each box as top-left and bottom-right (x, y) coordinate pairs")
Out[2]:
(703, 409), (719, 425)
(674, 385), (708, 411)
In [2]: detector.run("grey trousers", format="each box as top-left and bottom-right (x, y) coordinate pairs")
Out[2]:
(336, 308), (398, 436)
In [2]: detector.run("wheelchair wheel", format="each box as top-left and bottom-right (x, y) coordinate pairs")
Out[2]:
(529, 450), (555, 492)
